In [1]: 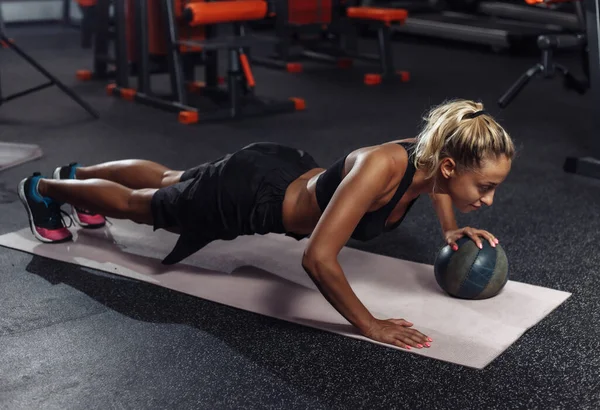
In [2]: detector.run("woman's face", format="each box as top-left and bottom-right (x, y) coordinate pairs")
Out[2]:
(441, 155), (512, 213)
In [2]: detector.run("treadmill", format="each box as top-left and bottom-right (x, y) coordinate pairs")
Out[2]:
(362, 1), (573, 51)
(479, 1), (581, 31)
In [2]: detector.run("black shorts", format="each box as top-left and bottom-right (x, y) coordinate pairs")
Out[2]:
(151, 142), (319, 265)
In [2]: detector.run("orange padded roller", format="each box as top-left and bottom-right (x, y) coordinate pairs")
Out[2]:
(76, 0), (97, 6)
(346, 7), (408, 24)
(184, 1), (268, 26)
(525, 0), (575, 4)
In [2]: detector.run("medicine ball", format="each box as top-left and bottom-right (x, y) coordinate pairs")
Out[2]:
(434, 236), (509, 300)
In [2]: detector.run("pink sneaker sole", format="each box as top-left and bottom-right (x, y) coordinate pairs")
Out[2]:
(72, 206), (106, 228)
(35, 226), (73, 242)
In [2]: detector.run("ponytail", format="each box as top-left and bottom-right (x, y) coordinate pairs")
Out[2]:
(413, 99), (515, 180)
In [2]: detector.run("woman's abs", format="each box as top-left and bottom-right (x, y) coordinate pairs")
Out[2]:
(282, 168), (325, 235)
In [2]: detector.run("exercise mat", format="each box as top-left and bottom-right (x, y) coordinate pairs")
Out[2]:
(0, 220), (571, 369)
(0, 142), (43, 171)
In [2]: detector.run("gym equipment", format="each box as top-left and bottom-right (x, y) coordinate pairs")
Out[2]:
(364, 0), (574, 51)
(479, 1), (581, 31)
(0, 6), (98, 119)
(0, 219), (570, 369)
(75, 0), (125, 83)
(252, 0), (410, 85)
(59, 0), (100, 48)
(434, 237), (509, 300)
(564, 0), (600, 179)
(498, 0), (588, 108)
(78, 0), (304, 124)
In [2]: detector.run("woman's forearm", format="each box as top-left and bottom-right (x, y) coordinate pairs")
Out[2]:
(302, 258), (375, 333)
(430, 192), (458, 233)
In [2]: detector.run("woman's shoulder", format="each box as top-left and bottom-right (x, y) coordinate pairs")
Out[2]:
(352, 143), (410, 181)
(341, 139), (414, 181)
(384, 138), (417, 163)
(387, 137), (417, 146)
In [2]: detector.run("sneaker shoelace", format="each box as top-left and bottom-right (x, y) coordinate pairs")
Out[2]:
(47, 201), (74, 229)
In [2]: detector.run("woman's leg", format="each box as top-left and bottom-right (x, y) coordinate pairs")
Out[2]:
(59, 160), (184, 189)
(19, 173), (158, 243)
(38, 179), (155, 224)
(52, 160), (185, 228)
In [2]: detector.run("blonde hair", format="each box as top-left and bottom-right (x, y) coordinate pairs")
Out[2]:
(412, 99), (515, 180)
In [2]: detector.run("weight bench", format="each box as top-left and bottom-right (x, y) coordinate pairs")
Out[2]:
(345, 7), (409, 85)
(103, 0), (303, 124)
(252, 0), (410, 85)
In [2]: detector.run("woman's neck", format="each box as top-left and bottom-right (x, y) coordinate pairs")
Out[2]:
(411, 168), (444, 196)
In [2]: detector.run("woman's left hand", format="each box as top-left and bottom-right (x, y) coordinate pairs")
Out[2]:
(444, 227), (499, 251)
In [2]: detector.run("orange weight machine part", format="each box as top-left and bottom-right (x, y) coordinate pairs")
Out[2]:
(103, 0), (302, 123)
(251, 0), (409, 85)
(183, 0), (268, 26)
(524, 0), (578, 4)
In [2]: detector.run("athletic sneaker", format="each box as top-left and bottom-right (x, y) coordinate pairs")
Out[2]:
(18, 173), (73, 243)
(53, 162), (106, 228)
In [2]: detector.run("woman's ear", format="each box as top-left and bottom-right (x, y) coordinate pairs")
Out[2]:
(439, 158), (456, 179)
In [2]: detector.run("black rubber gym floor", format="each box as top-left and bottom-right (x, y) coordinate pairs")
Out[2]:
(1, 25), (599, 409)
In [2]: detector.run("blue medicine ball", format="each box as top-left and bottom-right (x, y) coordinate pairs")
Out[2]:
(434, 237), (509, 300)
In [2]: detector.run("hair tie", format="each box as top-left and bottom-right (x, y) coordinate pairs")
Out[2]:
(464, 110), (487, 119)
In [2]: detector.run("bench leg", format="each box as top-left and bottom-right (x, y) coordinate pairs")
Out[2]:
(377, 25), (395, 78)
(361, 23), (409, 85)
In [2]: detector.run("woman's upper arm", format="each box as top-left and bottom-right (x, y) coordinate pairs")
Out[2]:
(304, 150), (403, 262)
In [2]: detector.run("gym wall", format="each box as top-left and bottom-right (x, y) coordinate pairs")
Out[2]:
(1, 0), (82, 23)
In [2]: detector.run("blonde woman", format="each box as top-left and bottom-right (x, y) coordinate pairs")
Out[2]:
(18, 99), (515, 350)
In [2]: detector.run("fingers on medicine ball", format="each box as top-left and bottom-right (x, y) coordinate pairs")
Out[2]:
(446, 239), (459, 251)
(474, 229), (498, 248)
(480, 231), (497, 247)
(466, 233), (483, 249)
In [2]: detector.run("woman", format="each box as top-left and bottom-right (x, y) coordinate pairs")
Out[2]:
(18, 99), (515, 351)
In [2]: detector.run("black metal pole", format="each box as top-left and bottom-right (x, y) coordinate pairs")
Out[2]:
(6, 40), (99, 118)
(161, 0), (187, 104)
(564, 0), (600, 178)
(113, 0), (129, 87)
(135, 0), (151, 94)
(93, 0), (110, 76)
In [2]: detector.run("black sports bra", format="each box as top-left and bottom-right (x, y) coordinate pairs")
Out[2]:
(314, 141), (419, 242)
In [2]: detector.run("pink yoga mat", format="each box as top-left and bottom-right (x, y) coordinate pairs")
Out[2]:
(0, 220), (571, 369)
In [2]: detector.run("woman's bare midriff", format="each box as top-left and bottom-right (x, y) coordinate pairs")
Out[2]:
(282, 167), (325, 235)
(281, 139), (419, 236)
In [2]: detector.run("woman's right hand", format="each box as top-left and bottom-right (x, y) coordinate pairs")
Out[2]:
(362, 318), (432, 350)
